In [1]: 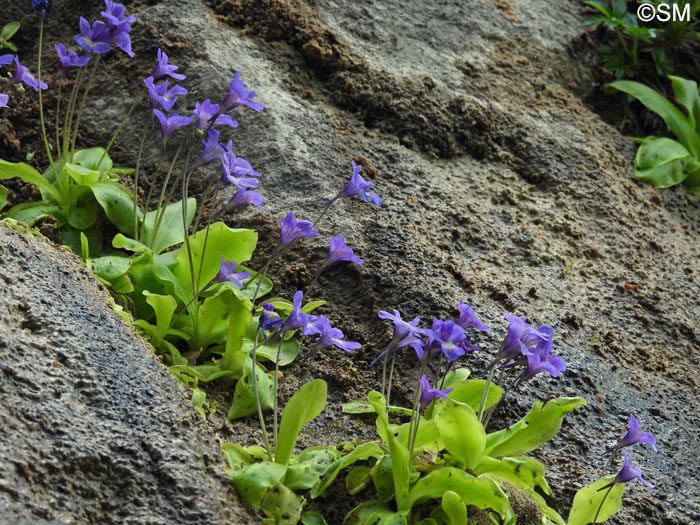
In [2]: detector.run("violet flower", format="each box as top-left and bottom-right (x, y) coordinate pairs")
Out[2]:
(153, 109), (193, 140)
(0, 55), (13, 66)
(336, 160), (382, 206)
(307, 315), (361, 352)
(32, 0), (49, 17)
(221, 70), (264, 112)
(0, 94), (8, 108)
(193, 99), (238, 130)
(100, 1), (135, 57)
(277, 212), (318, 249)
(419, 375), (452, 408)
(229, 188), (267, 210)
(221, 149), (260, 190)
(427, 318), (470, 362)
(55, 43), (90, 71)
(74, 18), (112, 54)
(495, 313), (553, 363)
(214, 256), (250, 288)
(516, 350), (567, 385)
(193, 130), (226, 168)
(324, 236), (363, 266)
(8, 56), (47, 91)
(260, 303), (283, 333)
(144, 77), (187, 112)
(280, 291), (316, 334)
(457, 301), (489, 332)
(610, 450), (654, 488)
(605, 415), (658, 454)
(374, 309), (426, 362)
(151, 48), (185, 81)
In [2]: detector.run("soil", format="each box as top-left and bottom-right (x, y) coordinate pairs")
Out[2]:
(1, 1), (699, 524)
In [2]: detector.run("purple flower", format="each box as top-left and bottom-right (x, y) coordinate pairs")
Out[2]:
(144, 77), (187, 112)
(307, 315), (361, 352)
(419, 375), (452, 408)
(457, 301), (489, 332)
(375, 310), (426, 362)
(611, 450), (654, 488)
(277, 212), (318, 249)
(100, 1), (135, 57)
(74, 18), (112, 54)
(324, 236), (363, 266)
(151, 48), (185, 81)
(32, 0), (49, 17)
(427, 319), (469, 362)
(229, 188), (267, 210)
(0, 55), (13, 66)
(605, 415), (658, 454)
(516, 351), (567, 385)
(260, 303), (283, 333)
(153, 109), (193, 140)
(496, 313), (553, 363)
(0, 94), (8, 108)
(221, 149), (260, 190)
(221, 70), (264, 113)
(193, 99), (238, 130)
(55, 43), (90, 71)
(336, 161), (382, 206)
(280, 291), (315, 334)
(8, 56), (47, 91)
(192, 129), (226, 168)
(214, 256), (250, 288)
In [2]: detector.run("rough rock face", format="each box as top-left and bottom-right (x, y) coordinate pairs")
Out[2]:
(1, 0), (699, 524)
(0, 227), (256, 524)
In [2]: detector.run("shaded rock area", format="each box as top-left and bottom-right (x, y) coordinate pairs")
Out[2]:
(1, 0), (700, 524)
(0, 227), (257, 524)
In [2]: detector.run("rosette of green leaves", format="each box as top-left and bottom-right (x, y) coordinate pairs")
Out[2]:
(607, 75), (700, 194)
(0, 147), (137, 252)
(323, 369), (586, 525)
(0, 21), (20, 52)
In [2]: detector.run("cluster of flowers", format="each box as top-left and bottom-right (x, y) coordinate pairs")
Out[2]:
(213, 161), (382, 352)
(376, 304), (567, 406)
(604, 414), (657, 489)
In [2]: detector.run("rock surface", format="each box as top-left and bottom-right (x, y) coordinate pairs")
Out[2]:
(0, 227), (256, 524)
(0, 0), (699, 524)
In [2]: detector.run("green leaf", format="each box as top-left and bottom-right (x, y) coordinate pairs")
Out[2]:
(231, 461), (288, 508)
(407, 468), (512, 519)
(441, 491), (467, 525)
(246, 337), (300, 367)
(301, 511), (329, 525)
(73, 147), (113, 175)
(228, 358), (274, 419)
(285, 446), (341, 490)
(261, 482), (305, 525)
(66, 186), (98, 230)
(90, 254), (132, 281)
(6, 201), (61, 226)
(310, 441), (384, 498)
(0, 184), (8, 212)
(484, 397), (586, 458)
(367, 391), (410, 511)
(64, 162), (102, 185)
(142, 291), (178, 342)
(634, 137), (696, 188)
(90, 182), (142, 236)
(607, 80), (700, 157)
(474, 456), (551, 494)
(371, 455), (396, 503)
(669, 76), (700, 132)
(345, 466), (373, 495)
(433, 399), (485, 470)
(276, 379), (327, 466)
(1, 22), (20, 41)
(222, 442), (254, 474)
(0, 159), (62, 202)
(221, 292), (253, 371)
(567, 476), (625, 525)
(341, 400), (413, 416)
(446, 379), (502, 413)
(140, 198), (196, 254)
(344, 501), (407, 525)
(171, 222), (257, 297)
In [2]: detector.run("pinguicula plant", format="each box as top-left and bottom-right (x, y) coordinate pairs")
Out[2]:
(607, 75), (700, 194)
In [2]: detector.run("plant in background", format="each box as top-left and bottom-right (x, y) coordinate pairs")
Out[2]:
(0, 21), (20, 52)
(607, 75), (700, 193)
(584, 0), (700, 90)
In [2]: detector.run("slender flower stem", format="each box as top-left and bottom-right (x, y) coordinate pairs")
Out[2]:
(313, 197), (337, 228)
(482, 369), (505, 429)
(593, 484), (615, 523)
(408, 356), (430, 457)
(149, 140), (189, 249)
(251, 326), (273, 461)
(478, 362), (497, 423)
(385, 351), (397, 411)
(98, 98), (139, 167)
(132, 116), (154, 240)
(36, 16), (60, 190)
(61, 66), (84, 160)
(69, 56), (101, 160)
(272, 335), (285, 458)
